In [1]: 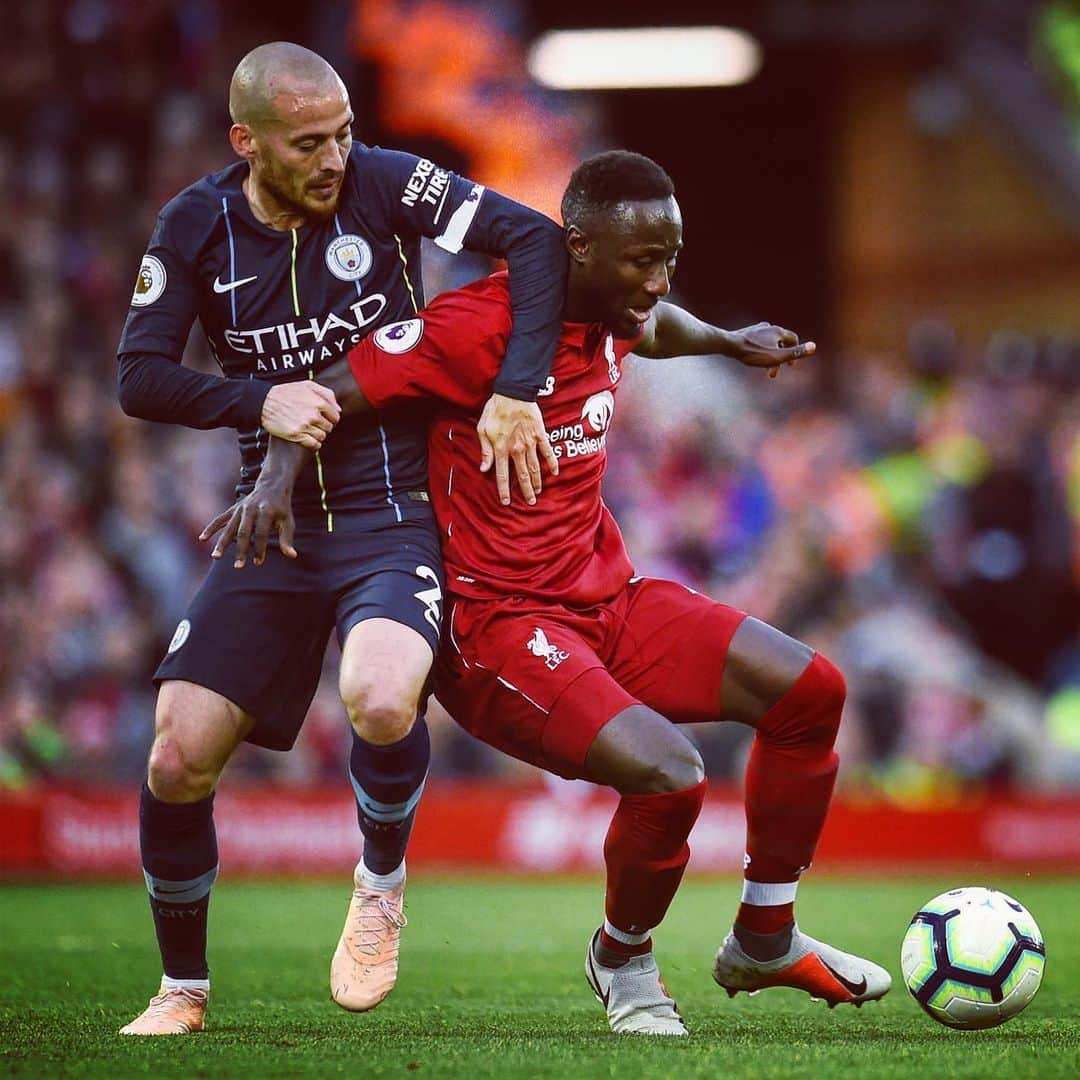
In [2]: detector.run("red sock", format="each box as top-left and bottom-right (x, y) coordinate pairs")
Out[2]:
(603, 779), (707, 945)
(736, 899), (794, 935)
(739, 654), (844, 933)
(598, 928), (652, 958)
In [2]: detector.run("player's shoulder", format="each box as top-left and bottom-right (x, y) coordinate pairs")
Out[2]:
(346, 142), (429, 195)
(158, 161), (243, 221)
(155, 162), (245, 252)
(427, 272), (513, 333)
(341, 141), (451, 203)
(379, 274), (510, 369)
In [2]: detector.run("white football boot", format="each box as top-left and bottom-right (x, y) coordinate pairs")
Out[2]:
(713, 924), (891, 1007)
(584, 930), (688, 1036)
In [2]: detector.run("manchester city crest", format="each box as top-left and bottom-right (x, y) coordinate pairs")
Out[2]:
(325, 233), (373, 282)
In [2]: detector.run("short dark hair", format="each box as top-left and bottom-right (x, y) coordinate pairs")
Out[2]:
(561, 151), (675, 230)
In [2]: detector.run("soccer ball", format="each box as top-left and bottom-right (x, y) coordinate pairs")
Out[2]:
(901, 886), (1045, 1030)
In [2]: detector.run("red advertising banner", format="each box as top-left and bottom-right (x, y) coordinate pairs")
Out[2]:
(1, 783), (1079, 878)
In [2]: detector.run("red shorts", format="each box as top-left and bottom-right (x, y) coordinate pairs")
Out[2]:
(434, 577), (747, 780)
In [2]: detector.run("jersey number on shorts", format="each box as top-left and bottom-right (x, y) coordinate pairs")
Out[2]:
(414, 565), (443, 634)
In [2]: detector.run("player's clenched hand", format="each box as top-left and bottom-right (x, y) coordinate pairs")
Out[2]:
(729, 322), (816, 378)
(477, 393), (558, 507)
(199, 487), (297, 569)
(260, 381), (341, 449)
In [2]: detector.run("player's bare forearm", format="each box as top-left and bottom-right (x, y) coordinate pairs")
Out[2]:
(634, 302), (815, 374)
(633, 302), (735, 359)
(260, 434), (308, 489)
(199, 436), (305, 568)
(309, 356), (373, 416)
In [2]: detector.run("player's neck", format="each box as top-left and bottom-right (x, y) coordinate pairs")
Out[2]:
(243, 173), (306, 232)
(562, 287), (593, 325)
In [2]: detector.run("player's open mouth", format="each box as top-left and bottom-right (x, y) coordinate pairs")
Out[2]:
(626, 305), (654, 325)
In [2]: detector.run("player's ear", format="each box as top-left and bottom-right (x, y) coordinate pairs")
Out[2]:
(230, 123), (256, 162)
(565, 225), (590, 265)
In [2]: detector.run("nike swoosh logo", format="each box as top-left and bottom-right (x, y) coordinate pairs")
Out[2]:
(586, 937), (610, 1007)
(821, 959), (867, 997)
(213, 274), (258, 293)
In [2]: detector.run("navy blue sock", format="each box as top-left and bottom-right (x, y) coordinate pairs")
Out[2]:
(139, 782), (218, 980)
(349, 717), (430, 876)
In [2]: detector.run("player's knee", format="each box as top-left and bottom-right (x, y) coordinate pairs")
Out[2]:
(814, 652), (846, 707)
(799, 648), (846, 743)
(761, 652), (846, 751)
(342, 678), (419, 745)
(807, 653), (846, 743)
(628, 742), (705, 794)
(146, 737), (218, 803)
(664, 740), (706, 791)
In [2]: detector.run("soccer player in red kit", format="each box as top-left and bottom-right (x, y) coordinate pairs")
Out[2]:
(205, 151), (892, 1035)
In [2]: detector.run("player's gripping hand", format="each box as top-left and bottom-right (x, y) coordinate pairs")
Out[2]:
(261, 381), (341, 449)
(477, 393), (559, 507)
(199, 484), (297, 569)
(729, 322), (816, 378)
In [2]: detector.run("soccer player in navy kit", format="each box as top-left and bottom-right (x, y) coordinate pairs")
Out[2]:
(116, 42), (565, 1035)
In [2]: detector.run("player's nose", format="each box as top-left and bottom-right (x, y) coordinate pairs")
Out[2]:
(319, 142), (346, 175)
(644, 265), (671, 298)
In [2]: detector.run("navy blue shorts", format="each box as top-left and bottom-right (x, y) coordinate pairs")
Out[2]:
(155, 513), (445, 751)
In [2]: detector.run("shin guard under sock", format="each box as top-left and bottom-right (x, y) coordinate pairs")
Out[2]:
(603, 780), (707, 947)
(139, 782), (218, 981)
(739, 653), (844, 938)
(349, 718), (430, 877)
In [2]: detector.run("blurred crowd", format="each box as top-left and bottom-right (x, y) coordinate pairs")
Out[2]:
(1, 1), (1078, 797)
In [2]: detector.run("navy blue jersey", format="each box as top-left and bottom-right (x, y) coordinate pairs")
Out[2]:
(118, 144), (565, 524)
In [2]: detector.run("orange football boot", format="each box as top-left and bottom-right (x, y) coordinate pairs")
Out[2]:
(119, 983), (208, 1035)
(330, 867), (407, 1012)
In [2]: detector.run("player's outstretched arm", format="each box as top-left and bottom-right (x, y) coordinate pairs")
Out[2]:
(199, 436), (308, 568)
(634, 302), (815, 376)
(305, 357), (373, 417)
(119, 354), (342, 448)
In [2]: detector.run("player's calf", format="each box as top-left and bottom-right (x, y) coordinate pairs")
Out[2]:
(736, 653), (845, 949)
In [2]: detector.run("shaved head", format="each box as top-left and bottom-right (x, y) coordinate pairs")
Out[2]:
(227, 42), (354, 228)
(229, 42), (345, 130)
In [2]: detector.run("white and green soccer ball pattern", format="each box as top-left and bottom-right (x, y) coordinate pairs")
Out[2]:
(901, 886), (1045, 1030)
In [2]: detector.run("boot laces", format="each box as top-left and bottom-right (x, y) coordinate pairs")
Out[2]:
(352, 892), (407, 958)
(144, 986), (205, 1015)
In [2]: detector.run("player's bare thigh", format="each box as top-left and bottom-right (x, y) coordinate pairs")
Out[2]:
(720, 617), (814, 725)
(339, 617), (434, 745)
(148, 680), (255, 803)
(584, 703), (705, 794)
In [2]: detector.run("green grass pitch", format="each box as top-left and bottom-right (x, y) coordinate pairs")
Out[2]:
(2, 875), (1078, 1078)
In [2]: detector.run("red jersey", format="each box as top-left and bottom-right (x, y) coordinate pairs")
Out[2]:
(348, 272), (639, 606)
